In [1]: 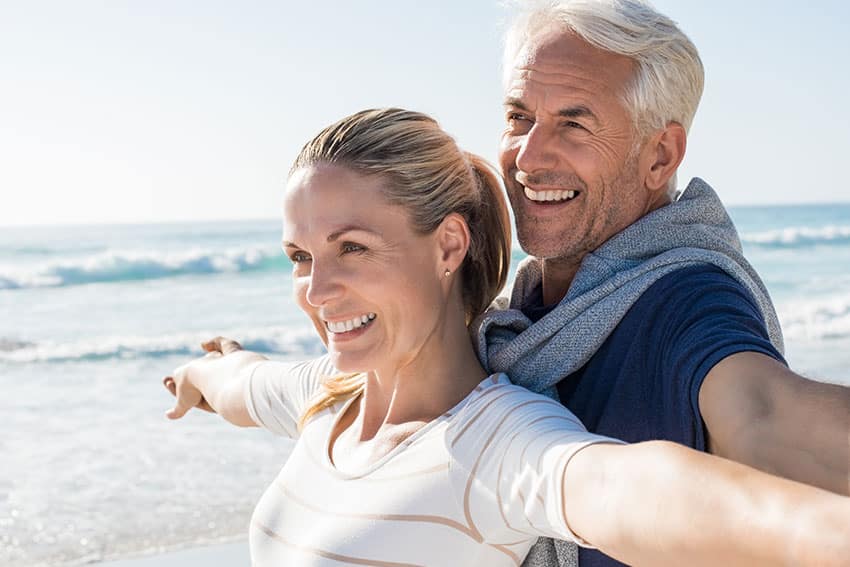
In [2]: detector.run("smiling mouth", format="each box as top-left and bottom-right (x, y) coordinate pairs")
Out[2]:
(523, 187), (580, 203)
(324, 313), (377, 334)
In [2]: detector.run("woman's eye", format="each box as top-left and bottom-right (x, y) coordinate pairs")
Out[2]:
(289, 251), (311, 263)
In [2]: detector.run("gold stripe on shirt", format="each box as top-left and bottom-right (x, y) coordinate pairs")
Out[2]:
(252, 520), (426, 567)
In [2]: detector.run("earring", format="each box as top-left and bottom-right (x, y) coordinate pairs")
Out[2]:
(444, 269), (451, 278)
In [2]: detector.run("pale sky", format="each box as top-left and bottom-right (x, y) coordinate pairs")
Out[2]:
(2, 0), (848, 227)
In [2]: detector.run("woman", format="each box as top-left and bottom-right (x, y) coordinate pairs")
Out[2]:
(164, 108), (849, 566)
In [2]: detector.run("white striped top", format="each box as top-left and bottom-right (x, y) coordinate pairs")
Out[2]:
(244, 357), (618, 567)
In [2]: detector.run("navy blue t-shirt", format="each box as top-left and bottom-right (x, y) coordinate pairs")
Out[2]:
(522, 265), (785, 567)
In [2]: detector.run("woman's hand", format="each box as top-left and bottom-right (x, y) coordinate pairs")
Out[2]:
(162, 336), (267, 424)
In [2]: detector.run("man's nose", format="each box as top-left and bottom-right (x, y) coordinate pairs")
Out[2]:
(304, 262), (344, 307)
(515, 124), (557, 174)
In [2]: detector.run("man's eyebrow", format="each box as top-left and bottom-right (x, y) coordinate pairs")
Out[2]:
(281, 226), (382, 249)
(504, 99), (599, 125)
(558, 105), (598, 123)
(503, 97), (529, 111)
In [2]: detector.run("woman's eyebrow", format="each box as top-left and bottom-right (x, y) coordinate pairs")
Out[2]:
(326, 226), (382, 242)
(281, 226), (383, 249)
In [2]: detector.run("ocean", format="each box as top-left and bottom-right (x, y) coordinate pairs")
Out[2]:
(2, 203), (849, 566)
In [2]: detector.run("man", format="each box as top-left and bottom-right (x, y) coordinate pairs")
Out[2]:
(472, 1), (849, 566)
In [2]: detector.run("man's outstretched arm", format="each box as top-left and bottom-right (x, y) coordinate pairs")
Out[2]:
(699, 351), (850, 495)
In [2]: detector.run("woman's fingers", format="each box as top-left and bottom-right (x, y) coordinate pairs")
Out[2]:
(164, 339), (249, 419)
(202, 336), (243, 355)
(195, 398), (215, 413)
(166, 375), (203, 420)
(163, 375), (214, 414)
(163, 376), (177, 397)
(163, 362), (217, 416)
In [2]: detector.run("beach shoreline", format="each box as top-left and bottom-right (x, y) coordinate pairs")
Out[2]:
(96, 541), (248, 567)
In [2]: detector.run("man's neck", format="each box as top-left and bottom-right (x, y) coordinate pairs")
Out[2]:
(538, 192), (675, 306)
(541, 256), (582, 306)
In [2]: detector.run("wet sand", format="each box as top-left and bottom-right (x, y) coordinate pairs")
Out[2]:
(97, 541), (248, 566)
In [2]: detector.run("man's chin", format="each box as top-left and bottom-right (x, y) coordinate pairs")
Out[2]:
(517, 234), (581, 261)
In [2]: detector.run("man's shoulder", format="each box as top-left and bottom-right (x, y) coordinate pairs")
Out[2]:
(624, 264), (761, 320)
(560, 264), (779, 446)
(591, 263), (771, 366)
(599, 263), (780, 371)
(637, 263), (744, 298)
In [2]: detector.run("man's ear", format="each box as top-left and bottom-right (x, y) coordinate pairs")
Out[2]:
(641, 122), (687, 192)
(435, 212), (471, 276)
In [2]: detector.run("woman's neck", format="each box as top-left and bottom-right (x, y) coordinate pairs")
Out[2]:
(356, 316), (487, 442)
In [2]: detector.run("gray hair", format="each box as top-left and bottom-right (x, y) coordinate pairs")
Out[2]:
(504, 0), (704, 195)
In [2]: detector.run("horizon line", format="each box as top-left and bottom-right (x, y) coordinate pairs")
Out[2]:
(3, 201), (850, 230)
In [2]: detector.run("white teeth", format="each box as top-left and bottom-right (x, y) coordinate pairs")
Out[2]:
(524, 186), (578, 202)
(326, 313), (377, 334)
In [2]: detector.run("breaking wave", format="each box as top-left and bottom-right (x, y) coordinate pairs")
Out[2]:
(0, 327), (325, 364)
(778, 294), (850, 341)
(0, 247), (287, 290)
(741, 225), (850, 248)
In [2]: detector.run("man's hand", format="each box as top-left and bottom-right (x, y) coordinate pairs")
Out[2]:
(162, 336), (266, 425)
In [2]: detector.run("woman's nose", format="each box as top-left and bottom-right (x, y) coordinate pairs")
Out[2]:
(304, 262), (344, 307)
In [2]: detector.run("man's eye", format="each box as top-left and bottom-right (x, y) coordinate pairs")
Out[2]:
(506, 113), (532, 134)
(564, 121), (587, 131)
(341, 243), (365, 254)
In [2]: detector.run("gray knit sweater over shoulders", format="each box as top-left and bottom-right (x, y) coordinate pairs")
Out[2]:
(471, 178), (783, 567)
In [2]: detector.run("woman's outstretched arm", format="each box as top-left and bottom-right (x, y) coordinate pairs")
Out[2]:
(164, 337), (267, 426)
(564, 440), (850, 566)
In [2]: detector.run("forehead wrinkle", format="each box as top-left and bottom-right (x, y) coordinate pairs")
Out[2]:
(511, 65), (617, 95)
(282, 222), (386, 250)
(505, 65), (630, 125)
(326, 226), (383, 243)
(506, 31), (637, 103)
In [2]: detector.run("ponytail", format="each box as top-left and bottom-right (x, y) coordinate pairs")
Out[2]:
(460, 153), (512, 324)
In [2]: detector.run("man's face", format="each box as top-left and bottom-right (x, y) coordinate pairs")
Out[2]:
(499, 28), (653, 262)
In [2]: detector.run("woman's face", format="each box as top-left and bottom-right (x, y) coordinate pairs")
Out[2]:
(283, 163), (449, 374)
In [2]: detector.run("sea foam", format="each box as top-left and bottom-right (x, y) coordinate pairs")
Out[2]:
(741, 225), (850, 248)
(0, 246), (285, 290)
(778, 293), (850, 340)
(0, 326), (325, 364)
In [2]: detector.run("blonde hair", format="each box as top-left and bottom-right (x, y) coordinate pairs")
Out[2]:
(293, 108), (512, 427)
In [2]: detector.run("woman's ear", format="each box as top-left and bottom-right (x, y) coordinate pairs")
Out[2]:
(435, 212), (471, 276)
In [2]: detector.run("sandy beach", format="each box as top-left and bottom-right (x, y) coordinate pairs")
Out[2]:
(98, 542), (248, 566)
